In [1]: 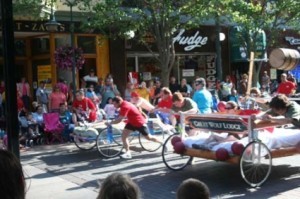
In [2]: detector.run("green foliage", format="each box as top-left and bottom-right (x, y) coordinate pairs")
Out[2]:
(13, 0), (45, 18)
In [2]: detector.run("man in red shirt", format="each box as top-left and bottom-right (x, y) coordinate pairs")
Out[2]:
(277, 73), (296, 96)
(72, 89), (97, 122)
(107, 96), (163, 159)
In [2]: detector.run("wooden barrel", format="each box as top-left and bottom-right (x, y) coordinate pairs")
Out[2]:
(269, 48), (300, 70)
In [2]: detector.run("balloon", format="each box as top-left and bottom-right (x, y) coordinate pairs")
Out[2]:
(231, 142), (244, 156)
(216, 148), (229, 161)
(171, 136), (182, 146)
(174, 141), (185, 154)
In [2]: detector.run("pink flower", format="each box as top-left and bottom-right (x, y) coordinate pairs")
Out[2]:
(54, 45), (85, 70)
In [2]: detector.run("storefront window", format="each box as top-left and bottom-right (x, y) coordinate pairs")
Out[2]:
(77, 36), (96, 54)
(0, 39), (26, 57)
(31, 37), (50, 55)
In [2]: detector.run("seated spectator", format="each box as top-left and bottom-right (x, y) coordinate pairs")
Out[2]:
(32, 105), (45, 135)
(58, 103), (74, 141)
(97, 172), (141, 199)
(0, 149), (26, 199)
(177, 178), (210, 199)
(156, 87), (173, 110)
(25, 112), (41, 145)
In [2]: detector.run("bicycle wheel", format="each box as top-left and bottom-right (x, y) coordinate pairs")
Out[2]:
(96, 127), (123, 158)
(240, 141), (272, 187)
(139, 128), (164, 152)
(162, 133), (193, 171)
(73, 127), (98, 150)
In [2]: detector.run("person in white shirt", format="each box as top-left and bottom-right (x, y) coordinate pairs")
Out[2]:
(83, 69), (98, 87)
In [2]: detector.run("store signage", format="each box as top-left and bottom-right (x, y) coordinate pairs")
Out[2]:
(285, 37), (300, 45)
(0, 20), (81, 33)
(205, 55), (216, 89)
(173, 29), (208, 51)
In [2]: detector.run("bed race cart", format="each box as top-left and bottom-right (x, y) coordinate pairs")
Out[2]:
(162, 112), (300, 187)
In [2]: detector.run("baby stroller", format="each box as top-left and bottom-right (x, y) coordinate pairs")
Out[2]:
(43, 113), (65, 144)
(18, 115), (42, 147)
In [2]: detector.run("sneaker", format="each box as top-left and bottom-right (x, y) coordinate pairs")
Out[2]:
(120, 152), (132, 159)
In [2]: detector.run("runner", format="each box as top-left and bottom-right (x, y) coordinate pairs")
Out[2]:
(106, 96), (163, 159)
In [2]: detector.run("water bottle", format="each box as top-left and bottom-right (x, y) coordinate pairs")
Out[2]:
(114, 110), (119, 119)
(147, 120), (154, 135)
(107, 124), (113, 143)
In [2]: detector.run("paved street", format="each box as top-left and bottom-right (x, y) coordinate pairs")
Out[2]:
(21, 143), (300, 199)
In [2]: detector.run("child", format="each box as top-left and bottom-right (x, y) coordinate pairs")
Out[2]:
(103, 97), (116, 119)
(25, 112), (41, 146)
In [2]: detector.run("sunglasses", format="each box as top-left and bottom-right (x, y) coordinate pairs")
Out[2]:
(225, 107), (233, 110)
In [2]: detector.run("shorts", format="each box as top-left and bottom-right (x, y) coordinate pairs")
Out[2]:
(125, 123), (149, 136)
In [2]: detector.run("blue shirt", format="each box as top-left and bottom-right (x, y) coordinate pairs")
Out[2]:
(192, 89), (213, 113)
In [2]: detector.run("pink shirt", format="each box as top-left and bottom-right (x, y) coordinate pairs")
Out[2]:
(49, 92), (66, 110)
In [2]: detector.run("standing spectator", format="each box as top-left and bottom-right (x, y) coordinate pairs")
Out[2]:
(287, 73), (297, 88)
(16, 77), (30, 110)
(100, 76), (120, 108)
(48, 85), (66, 112)
(169, 76), (180, 94)
(103, 97), (116, 119)
(277, 73), (296, 96)
(95, 77), (104, 96)
(83, 68), (98, 87)
(124, 82), (134, 102)
(135, 81), (150, 101)
(148, 80), (156, 104)
(220, 75), (235, 101)
(157, 87), (173, 110)
(72, 89), (97, 122)
(179, 78), (189, 97)
(177, 178), (210, 199)
(261, 71), (271, 93)
(0, 149), (26, 199)
(152, 80), (162, 105)
(192, 78), (213, 113)
(97, 172), (141, 199)
(36, 81), (48, 113)
(56, 77), (68, 98)
(67, 82), (75, 107)
(239, 73), (248, 96)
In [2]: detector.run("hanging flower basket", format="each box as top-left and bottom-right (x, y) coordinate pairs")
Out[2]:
(54, 45), (85, 70)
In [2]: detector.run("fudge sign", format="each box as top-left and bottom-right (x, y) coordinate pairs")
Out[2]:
(188, 118), (247, 132)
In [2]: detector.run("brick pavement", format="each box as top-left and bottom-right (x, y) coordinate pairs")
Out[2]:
(21, 143), (300, 199)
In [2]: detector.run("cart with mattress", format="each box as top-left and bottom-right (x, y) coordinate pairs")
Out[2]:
(162, 113), (300, 187)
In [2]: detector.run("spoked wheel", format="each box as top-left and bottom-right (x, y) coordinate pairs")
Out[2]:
(96, 127), (123, 158)
(139, 128), (165, 152)
(162, 133), (193, 171)
(73, 127), (98, 150)
(240, 141), (272, 187)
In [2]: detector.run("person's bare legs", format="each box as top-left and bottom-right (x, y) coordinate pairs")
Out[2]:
(144, 134), (163, 144)
(122, 129), (132, 152)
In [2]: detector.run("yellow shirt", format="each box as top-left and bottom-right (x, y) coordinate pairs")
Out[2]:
(135, 88), (150, 101)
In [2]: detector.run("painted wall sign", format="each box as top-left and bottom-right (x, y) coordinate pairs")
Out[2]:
(205, 55), (216, 89)
(285, 37), (300, 45)
(173, 29), (208, 51)
(187, 116), (248, 132)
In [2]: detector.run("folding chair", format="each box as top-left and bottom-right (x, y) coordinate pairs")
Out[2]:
(43, 112), (64, 144)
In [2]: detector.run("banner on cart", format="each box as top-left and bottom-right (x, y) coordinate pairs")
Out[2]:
(187, 117), (247, 132)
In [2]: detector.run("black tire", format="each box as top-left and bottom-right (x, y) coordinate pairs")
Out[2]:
(73, 127), (98, 150)
(240, 141), (272, 187)
(96, 127), (123, 158)
(139, 128), (164, 152)
(162, 133), (193, 171)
